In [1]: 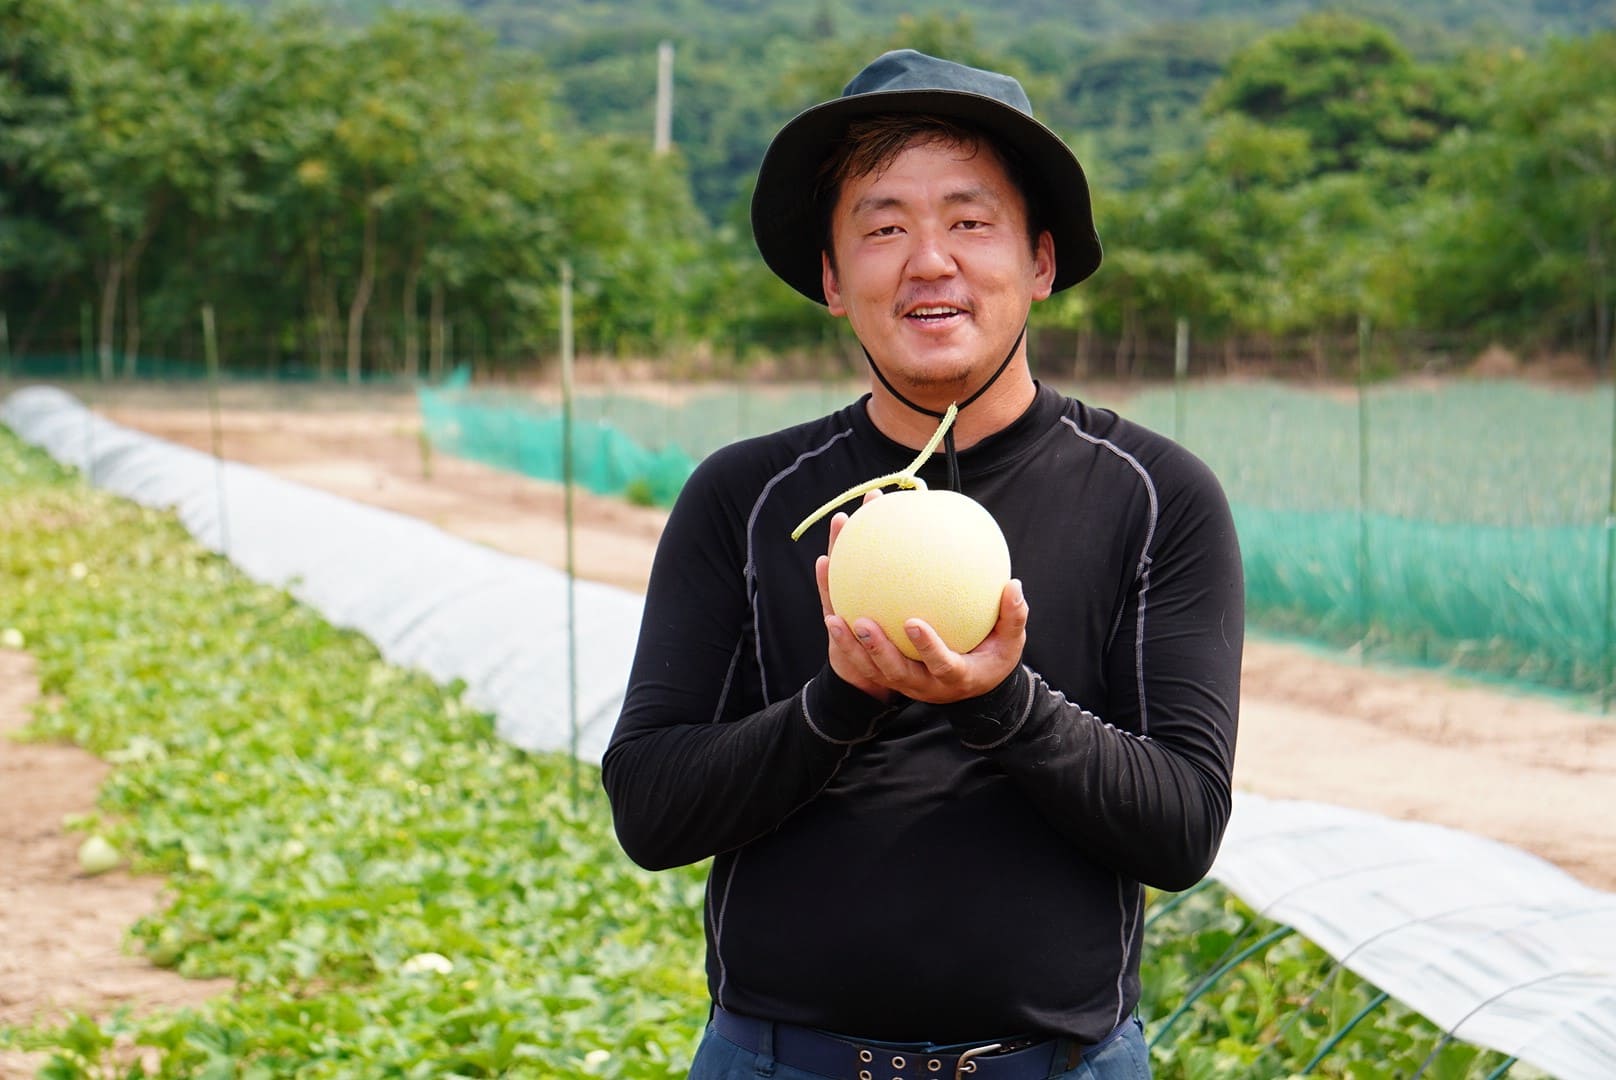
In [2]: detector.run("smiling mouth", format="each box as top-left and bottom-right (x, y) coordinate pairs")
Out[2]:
(905, 304), (968, 323)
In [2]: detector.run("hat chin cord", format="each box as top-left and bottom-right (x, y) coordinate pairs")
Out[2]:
(861, 322), (1028, 492)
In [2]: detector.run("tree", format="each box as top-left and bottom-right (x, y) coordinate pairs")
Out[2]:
(1406, 33), (1616, 367)
(4, 0), (252, 376)
(1053, 20), (1247, 190)
(0, 0), (85, 354)
(1205, 12), (1471, 186)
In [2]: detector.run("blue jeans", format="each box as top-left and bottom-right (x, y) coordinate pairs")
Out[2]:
(688, 1016), (1151, 1080)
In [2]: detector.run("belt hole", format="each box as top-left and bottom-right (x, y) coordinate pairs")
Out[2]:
(892, 1056), (906, 1069)
(858, 1072), (871, 1080)
(928, 1061), (942, 1073)
(860, 1051), (874, 1063)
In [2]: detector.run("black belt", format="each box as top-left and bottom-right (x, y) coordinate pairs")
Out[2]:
(711, 1005), (1082, 1080)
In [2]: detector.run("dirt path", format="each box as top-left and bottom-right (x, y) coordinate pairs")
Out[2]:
(0, 651), (231, 1079)
(2, 381), (1613, 1056)
(1235, 644), (1616, 890)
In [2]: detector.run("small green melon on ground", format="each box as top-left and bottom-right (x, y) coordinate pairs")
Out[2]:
(77, 834), (122, 876)
(828, 489), (1011, 660)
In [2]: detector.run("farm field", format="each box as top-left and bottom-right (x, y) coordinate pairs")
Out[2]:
(2, 376), (1614, 1076)
(73, 377), (1616, 888)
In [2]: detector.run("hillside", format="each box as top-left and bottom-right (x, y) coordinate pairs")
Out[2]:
(219, 0), (1615, 215)
(244, 0), (1615, 44)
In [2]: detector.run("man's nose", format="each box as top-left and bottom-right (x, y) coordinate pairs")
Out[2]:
(906, 227), (957, 279)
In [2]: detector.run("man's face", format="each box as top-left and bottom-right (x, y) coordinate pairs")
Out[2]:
(821, 137), (1055, 398)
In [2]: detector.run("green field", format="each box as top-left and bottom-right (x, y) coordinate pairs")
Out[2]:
(1119, 380), (1611, 526)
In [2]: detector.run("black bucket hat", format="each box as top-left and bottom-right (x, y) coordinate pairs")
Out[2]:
(750, 49), (1103, 305)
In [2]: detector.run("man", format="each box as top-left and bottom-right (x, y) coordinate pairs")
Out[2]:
(603, 49), (1243, 1080)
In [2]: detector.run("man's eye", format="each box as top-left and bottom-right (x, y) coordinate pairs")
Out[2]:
(870, 225), (903, 237)
(957, 219), (987, 230)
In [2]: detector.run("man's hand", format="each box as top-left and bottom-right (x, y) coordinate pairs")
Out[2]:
(816, 496), (1029, 706)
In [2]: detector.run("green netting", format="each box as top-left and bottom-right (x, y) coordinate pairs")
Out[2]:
(1237, 507), (1609, 693)
(2, 353), (411, 383)
(416, 369), (860, 507)
(4, 353), (214, 380)
(1118, 380), (1616, 698)
(418, 381), (698, 507)
(420, 372), (1616, 700)
(551, 381), (863, 461)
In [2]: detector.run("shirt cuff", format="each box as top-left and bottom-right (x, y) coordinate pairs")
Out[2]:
(938, 665), (1034, 750)
(801, 666), (896, 745)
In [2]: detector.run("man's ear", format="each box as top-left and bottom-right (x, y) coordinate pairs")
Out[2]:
(1031, 230), (1056, 302)
(822, 251), (846, 316)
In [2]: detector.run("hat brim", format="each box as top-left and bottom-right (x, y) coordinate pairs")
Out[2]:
(751, 87), (1103, 305)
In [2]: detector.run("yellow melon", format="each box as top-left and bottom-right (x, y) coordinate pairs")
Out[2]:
(828, 489), (1011, 660)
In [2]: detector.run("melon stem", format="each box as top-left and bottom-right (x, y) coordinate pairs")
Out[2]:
(790, 403), (958, 541)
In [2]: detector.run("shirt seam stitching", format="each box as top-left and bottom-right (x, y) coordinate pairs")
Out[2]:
(744, 426), (857, 703)
(959, 667), (1036, 751)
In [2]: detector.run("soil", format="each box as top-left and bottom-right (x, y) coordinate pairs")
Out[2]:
(2, 379), (1613, 1068)
(0, 651), (232, 1078)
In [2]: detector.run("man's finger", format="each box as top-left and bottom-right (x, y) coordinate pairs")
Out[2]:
(1001, 578), (1029, 632)
(825, 616), (886, 694)
(904, 619), (963, 679)
(826, 511), (849, 555)
(852, 617), (910, 681)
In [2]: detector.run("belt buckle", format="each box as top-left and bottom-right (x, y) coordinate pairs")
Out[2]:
(953, 1042), (1003, 1079)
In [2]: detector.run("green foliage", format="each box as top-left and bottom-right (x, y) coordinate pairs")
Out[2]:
(1398, 33), (1616, 361)
(1052, 20), (1248, 190)
(485, 0), (1609, 219)
(1, 0), (730, 380)
(5, 0), (1616, 380)
(1076, 11), (1477, 348)
(1206, 13), (1453, 177)
(1073, 15), (1615, 362)
(1138, 884), (1522, 1080)
(0, 429), (707, 1077)
(622, 477), (658, 507)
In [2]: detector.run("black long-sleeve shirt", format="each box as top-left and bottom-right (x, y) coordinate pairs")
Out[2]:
(602, 382), (1244, 1043)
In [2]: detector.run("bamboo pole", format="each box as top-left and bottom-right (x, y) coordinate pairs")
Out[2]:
(654, 41), (674, 156)
(202, 304), (231, 557)
(80, 303), (94, 486)
(1604, 371), (1616, 712)
(80, 303), (93, 380)
(1356, 314), (1372, 664)
(1173, 316), (1189, 442)
(561, 261), (580, 805)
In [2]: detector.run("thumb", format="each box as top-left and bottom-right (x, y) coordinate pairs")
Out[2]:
(1003, 579), (1028, 625)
